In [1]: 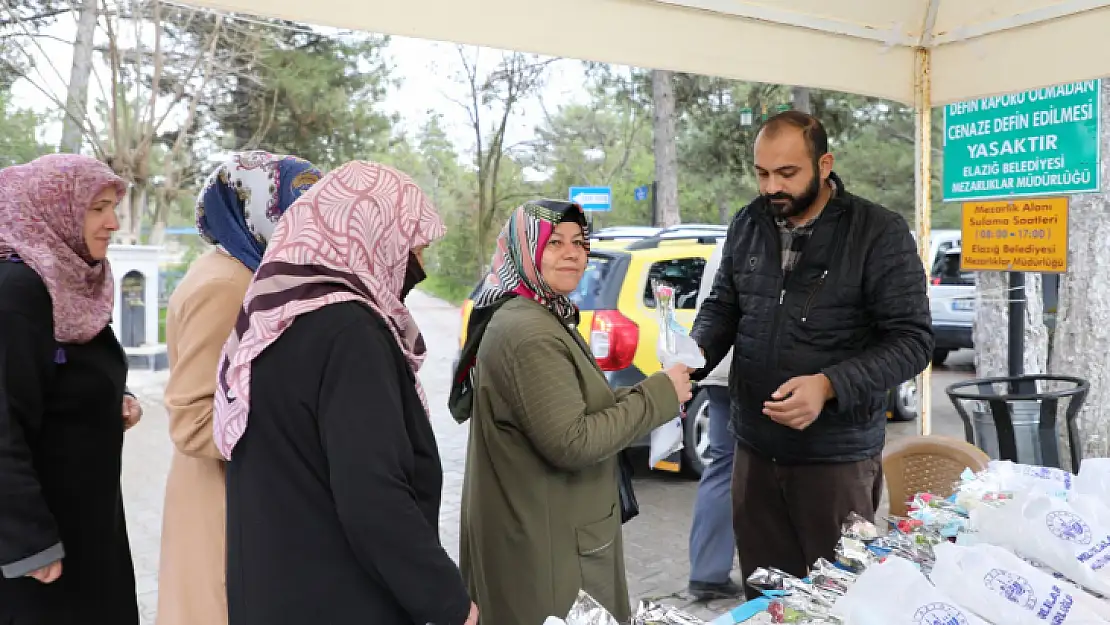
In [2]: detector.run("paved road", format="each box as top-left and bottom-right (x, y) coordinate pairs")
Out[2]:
(119, 291), (976, 624)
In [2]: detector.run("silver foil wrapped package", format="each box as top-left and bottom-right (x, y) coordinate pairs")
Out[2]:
(564, 590), (620, 625)
(631, 600), (706, 625)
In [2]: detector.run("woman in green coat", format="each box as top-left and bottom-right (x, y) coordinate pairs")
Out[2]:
(450, 199), (692, 625)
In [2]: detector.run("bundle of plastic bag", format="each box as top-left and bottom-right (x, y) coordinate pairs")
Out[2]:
(958, 461), (1073, 506)
(648, 280), (706, 467)
(931, 541), (1110, 624)
(972, 491), (1110, 597)
(832, 555), (989, 625)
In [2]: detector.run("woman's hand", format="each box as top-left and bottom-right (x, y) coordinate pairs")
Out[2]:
(122, 394), (143, 431)
(664, 364), (692, 403)
(26, 560), (62, 584)
(463, 602), (479, 625)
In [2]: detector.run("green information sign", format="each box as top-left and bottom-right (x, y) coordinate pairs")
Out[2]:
(943, 80), (1101, 202)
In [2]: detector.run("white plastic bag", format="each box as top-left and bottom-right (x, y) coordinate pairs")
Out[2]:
(972, 492), (1110, 597)
(648, 281), (705, 468)
(932, 541), (1110, 624)
(649, 417), (684, 467)
(653, 281), (706, 371)
(832, 555), (989, 625)
(1077, 459), (1110, 508)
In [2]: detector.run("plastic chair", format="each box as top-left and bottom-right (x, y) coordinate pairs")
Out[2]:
(882, 435), (990, 517)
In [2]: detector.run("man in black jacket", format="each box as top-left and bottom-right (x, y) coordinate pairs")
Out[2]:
(691, 111), (933, 598)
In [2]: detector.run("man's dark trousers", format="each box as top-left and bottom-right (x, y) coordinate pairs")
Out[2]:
(730, 444), (883, 600)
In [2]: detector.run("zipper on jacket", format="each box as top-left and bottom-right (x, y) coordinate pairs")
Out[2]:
(760, 216), (787, 372)
(800, 270), (828, 323)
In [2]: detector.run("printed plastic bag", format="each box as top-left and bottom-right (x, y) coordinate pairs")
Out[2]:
(931, 541), (1110, 624)
(1077, 459), (1110, 508)
(832, 556), (989, 625)
(972, 491), (1110, 597)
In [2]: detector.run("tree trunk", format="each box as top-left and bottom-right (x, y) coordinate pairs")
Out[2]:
(119, 185), (146, 245)
(59, 0), (98, 153)
(973, 271), (1048, 377)
(1048, 81), (1110, 465)
(791, 86), (812, 114)
(651, 69), (680, 227)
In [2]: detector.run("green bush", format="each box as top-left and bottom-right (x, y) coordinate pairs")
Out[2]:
(418, 274), (473, 306)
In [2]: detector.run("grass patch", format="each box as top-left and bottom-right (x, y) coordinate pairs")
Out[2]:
(418, 274), (472, 306)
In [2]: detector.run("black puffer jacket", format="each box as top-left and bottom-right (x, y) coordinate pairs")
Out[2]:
(691, 175), (933, 463)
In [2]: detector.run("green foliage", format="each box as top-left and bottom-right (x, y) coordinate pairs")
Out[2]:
(0, 89), (51, 165)
(418, 273), (473, 306)
(214, 29), (396, 170)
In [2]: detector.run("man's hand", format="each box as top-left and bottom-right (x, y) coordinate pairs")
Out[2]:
(26, 560), (62, 584)
(463, 602), (479, 625)
(122, 395), (143, 431)
(762, 374), (835, 431)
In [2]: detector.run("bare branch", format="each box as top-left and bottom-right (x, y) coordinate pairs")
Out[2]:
(0, 6), (71, 27)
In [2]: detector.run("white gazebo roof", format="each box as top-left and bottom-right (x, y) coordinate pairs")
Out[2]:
(178, 0), (1110, 105)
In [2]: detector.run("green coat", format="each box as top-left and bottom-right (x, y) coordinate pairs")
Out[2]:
(458, 297), (680, 625)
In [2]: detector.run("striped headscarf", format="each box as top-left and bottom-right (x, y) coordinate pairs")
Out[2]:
(449, 200), (588, 424)
(212, 161), (445, 459)
(471, 199), (589, 324)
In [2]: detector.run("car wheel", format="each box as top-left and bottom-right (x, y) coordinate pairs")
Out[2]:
(682, 388), (713, 478)
(932, 348), (950, 366)
(888, 378), (919, 422)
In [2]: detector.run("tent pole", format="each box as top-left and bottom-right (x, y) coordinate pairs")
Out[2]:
(914, 46), (933, 437)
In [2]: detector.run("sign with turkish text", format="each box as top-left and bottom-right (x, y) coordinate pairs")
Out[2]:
(960, 197), (1068, 273)
(943, 80), (1100, 202)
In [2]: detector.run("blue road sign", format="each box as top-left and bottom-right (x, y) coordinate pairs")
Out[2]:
(569, 186), (612, 212)
(634, 185), (650, 202)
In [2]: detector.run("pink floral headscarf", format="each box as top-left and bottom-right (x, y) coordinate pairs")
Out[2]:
(0, 154), (127, 343)
(212, 161), (446, 459)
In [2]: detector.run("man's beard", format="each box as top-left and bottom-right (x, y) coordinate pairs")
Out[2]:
(764, 168), (822, 220)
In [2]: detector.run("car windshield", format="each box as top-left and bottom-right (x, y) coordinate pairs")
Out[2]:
(569, 255), (612, 310)
(932, 252), (975, 285)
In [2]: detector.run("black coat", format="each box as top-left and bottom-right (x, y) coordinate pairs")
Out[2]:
(226, 301), (471, 625)
(0, 261), (138, 625)
(692, 175), (934, 463)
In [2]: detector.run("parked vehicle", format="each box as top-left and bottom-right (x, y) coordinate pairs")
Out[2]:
(929, 247), (975, 366)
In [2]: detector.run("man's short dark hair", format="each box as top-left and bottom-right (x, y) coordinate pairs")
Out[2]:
(758, 110), (829, 159)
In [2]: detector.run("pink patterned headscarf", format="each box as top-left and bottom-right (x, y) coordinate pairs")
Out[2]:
(212, 161), (446, 459)
(0, 154), (127, 343)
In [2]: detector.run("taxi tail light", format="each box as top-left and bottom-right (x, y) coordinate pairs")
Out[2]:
(590, 310), (639, 371)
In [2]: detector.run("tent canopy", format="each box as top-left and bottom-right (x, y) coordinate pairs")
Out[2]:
(179, 0), (1110, 105)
